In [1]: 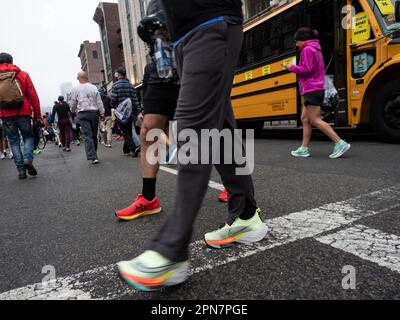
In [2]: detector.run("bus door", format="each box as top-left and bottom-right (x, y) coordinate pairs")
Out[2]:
(334, 0), (350, 126)
(303, 0), (348, 125)
(346, 0), (378, 126)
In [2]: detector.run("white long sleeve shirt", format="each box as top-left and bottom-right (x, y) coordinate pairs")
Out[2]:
(69, 83), (105, 115)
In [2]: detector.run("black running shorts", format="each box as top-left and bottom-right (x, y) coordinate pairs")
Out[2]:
(143, 83), (180, 119)
(303, 90), (325, 107)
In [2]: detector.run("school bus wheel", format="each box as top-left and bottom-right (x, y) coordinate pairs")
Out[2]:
(371, 79), (400, 143)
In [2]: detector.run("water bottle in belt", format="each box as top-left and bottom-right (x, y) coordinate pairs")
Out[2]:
(154, 36), (173, 79)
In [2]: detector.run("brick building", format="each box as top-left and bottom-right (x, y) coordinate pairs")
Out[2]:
(93, 2), (125, 91)
(78, 41), (104, 87)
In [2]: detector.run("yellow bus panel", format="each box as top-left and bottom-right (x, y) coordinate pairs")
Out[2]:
(232, 73), (296, 97)
(232, 87), (297, 120)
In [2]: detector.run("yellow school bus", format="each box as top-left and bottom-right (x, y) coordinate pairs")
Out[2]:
(232, 0), (400, 142)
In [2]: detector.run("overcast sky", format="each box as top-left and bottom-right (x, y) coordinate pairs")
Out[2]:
(0, 0), (118, 111)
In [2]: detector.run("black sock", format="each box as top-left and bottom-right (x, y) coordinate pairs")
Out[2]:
(239, 199), (258, 221)
(142, 178), (157, 201)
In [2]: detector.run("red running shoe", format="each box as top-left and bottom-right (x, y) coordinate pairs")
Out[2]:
(116, 194), (162, 221)
(218, 189), (228, 203)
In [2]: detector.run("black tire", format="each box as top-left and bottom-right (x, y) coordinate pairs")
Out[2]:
(371, 79), (400, 143)
(38, 130), (47, 150)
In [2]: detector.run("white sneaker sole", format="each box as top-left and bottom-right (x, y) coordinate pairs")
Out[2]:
(291, 152), (310, 158)
(119, 261), (190, 292)
(330, 144), (351, 159)
(164, 262), (190, 287)
(236, 224), (269, 245)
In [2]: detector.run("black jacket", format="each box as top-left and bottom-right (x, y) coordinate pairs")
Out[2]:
(52, 102), (72, 122)
(110, 79), (140, 111)
(160, 0), (243, 42)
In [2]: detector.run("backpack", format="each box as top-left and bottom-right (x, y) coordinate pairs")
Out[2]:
(0, 72), (24, 109)
(115, 98), (133, 124)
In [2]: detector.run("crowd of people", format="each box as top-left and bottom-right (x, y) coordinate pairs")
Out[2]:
(0, 0), (352, 293)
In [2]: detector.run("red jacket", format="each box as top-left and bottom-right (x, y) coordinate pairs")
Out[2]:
(0, 64), (41, 119)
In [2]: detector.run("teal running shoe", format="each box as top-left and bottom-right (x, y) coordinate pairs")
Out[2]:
(117, 251), (190, 292)
(291, 146), (310, 158)
(204, 208), (268, 249)
(329, 140), (351, 159)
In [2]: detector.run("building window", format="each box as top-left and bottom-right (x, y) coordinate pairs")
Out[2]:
(125, 0), (136, 55)
(100, 22), (112, 81)
(244, 0), (270, 21)
(93, 51), (98, 59)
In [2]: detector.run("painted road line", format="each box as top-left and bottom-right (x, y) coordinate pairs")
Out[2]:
(316, 224), (400, 273)
(1, 185), (399, 300)
(160, 166), (225, 191)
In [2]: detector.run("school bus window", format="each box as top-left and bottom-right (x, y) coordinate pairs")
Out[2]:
(352, 51), (376, 78)
(282, 7), (297, 51)
(351, 1), (373, 44)
(370, 0), (400, 31)
(238, 5), (300, 68)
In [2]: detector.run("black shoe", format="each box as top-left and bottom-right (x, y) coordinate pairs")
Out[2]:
(18, 172), (28, 180)
(23, 161), (38, 176)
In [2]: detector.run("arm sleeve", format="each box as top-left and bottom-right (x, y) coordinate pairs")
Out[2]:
(25, 74), (41, 119)
(288, 48), (315, 77)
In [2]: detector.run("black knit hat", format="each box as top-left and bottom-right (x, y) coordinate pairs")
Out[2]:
(0, 52), (13, 64)
(295, 28), (319, 41)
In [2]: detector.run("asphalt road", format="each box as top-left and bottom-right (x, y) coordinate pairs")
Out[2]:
(0, 130), (399, 300)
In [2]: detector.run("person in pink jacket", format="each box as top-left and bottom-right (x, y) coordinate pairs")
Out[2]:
(286, 28), (351, 159)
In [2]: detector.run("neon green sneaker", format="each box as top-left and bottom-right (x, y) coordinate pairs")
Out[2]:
(291, 146), (310, 158)
(204, 208), (269, 249)
(117, 251), (190, 292)
(329, 140), (351, 159)
(33, 148), (42, 156)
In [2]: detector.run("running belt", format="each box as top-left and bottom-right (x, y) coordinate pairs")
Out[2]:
(172, 16), (225, 48)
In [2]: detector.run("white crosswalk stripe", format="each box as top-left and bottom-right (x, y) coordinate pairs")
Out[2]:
(317, 225), (400, 273)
